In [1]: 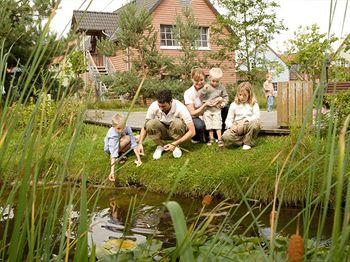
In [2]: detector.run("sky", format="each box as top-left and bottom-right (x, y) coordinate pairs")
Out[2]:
(50, 0), (350, 52)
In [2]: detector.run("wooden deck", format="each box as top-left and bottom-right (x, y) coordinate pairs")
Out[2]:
(85, 109), (289, 135)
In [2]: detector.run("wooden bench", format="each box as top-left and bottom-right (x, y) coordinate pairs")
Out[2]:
(326, 82), (350, 93)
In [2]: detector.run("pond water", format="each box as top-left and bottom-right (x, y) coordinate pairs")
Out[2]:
(0, 186), (334, 254)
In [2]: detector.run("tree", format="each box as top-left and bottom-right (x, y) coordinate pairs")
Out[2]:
(286, 24), (337, 82)
(216, 0), (285, 81)
(172, 7), (201, 80)
(115, 4), (171, 77)
(1, 0), (60, 67)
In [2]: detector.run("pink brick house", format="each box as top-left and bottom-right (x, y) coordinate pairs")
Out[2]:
(72, 0), (236, 84)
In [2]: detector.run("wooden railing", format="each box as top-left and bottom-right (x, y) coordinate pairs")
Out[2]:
(326, 82), (350, 93)
(105, 56), (117, 74)
(86, 50), (108, 101)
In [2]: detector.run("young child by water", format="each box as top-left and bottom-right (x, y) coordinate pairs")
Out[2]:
(104, 114), (142, 182)
(222, 82), (261, 150)
(198, 67), (228, 147)
(263, 72), (275, 112)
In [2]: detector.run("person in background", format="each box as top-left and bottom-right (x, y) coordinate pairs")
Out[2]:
(264, 72), (275, 112)
(104, 114), (142, 182)
(222, 82), (261, 150)
(198, 67), (228, 147)
(136, 89), (195, 160)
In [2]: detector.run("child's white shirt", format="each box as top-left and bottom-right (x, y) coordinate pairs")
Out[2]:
(225, 102), (260, 129)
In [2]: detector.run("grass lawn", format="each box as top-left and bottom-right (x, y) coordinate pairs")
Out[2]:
(3, 123), (324, 205)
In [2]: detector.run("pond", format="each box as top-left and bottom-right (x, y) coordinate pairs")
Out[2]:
(0, 186), (334, 259)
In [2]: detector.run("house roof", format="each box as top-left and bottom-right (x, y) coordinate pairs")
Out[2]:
(72, 10), (119, 36)
(72, 0), (227, 34)
(332, 34), (350, 61)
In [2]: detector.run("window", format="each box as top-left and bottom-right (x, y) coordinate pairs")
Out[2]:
(197, 27), (209, 48)
(160, 25), (179, 47)
(160, 25), (209, 49)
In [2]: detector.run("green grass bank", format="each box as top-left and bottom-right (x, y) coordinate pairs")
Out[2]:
(2, 123), (327, 205)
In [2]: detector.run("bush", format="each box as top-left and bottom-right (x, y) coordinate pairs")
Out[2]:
(225, 83), (237, 102)
(15, 96), (85, 129)
(142, 78), (190, 100)
(100, 71), (140, 97)
(324, 90), (350, 129)
(100, 71), (191, 101)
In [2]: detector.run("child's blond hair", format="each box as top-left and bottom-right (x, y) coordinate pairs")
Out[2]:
(111, 114), (124, 126)
(209, 67), (223, 80)
(234, 82), (257, 106)
(191, 68), (205, 81)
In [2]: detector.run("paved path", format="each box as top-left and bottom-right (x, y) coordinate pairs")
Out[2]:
(85, 109), (289, 134)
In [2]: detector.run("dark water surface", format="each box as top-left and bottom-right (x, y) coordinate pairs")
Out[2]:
(0, 186), (334, 250)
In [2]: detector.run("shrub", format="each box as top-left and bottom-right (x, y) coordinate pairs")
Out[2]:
(100, 71), (191, 101)
(100, 71), (139, 97)
(324, 90), (350, 129)
(142, 78), (190, 100)
(225, 83), (237, 102)
(15, 96), (85, 129)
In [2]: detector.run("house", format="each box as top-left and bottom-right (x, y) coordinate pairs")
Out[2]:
(236, 45), (296, 90)
(71, 0), (236, 84)
(279, 53), (307, 81)
(261, 46), (290, 83)
(333, 34), (350, 66)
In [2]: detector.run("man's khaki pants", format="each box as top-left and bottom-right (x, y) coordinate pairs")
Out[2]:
(145, 118), (188, 141)
(222, 120), (261, 147)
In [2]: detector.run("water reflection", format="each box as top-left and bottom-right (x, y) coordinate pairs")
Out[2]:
(87, 198), (163, 249)
(0, 205), (14, 222)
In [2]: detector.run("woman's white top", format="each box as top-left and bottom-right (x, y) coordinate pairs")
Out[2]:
(184, 85), (203, 109)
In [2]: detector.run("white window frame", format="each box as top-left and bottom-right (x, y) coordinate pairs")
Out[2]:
(159, 25), (211, 51)
(196, 27), (210, 50)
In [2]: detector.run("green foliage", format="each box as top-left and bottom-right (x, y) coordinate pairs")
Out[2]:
(0, 0), (63, 67)
(205, 21), (238, 68)
(329, 62), (350, 82)
(101, 71), (190, 100)
(286, 24), (337, 82)
(95, 239), (163, 261)
(100, 71), (140, 97)
(324, 90), (350, 129)
(96, 38), (117, 57)
(86, 99), (146, 111)
(217, 0), (285, 81)
(172, 7), (202, 80)
(14, 96), (85, 129)
(115, 4), (170, 77)
(68, 51), (86, 75)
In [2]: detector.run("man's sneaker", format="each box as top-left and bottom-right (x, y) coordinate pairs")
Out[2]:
(153, 146), (164, 160)
(172, 147), (182, 158)
(242, 145), (251, 150)
(191, 139), (200, 144)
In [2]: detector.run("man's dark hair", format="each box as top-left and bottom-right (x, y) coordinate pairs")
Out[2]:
(156, 89), (172, 104)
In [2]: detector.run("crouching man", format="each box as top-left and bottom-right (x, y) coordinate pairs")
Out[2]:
(136, 89), (195, 159)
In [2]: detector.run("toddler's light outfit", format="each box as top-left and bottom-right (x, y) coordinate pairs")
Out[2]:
(199, 83), (228, 130)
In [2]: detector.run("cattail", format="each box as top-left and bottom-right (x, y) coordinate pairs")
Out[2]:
(202, 195), (213, 206)
(287, 216), (303, 262)
(287, 234), (304, 262)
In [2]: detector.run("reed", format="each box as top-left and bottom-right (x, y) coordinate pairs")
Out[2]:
(1, 0), (350, 260)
